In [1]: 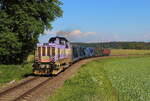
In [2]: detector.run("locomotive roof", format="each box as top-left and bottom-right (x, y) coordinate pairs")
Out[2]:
(49, 36), (69, 42)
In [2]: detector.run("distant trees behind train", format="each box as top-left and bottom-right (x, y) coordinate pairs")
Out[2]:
(72, 42), (150, 50)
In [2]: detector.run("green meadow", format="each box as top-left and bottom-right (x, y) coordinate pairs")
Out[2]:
(0, 63), (32, 85)
(48, 56), (150, 101)
(0, 54), (34, 85)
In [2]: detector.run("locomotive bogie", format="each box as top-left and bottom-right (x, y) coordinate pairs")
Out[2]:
(33, 63), (52, 75)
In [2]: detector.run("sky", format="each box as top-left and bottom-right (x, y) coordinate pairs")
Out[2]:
(39, 0), (150, 43)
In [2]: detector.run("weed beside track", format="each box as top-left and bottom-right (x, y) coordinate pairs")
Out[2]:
(0, 63), (32, 85)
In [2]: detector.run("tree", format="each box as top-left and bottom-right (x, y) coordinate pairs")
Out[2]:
(0, 0), (63, 64)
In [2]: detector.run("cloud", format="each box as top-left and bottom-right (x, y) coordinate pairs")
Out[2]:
(56, 29), (96, 37)
(55, 29), (96, 42)
(43, 29), (57, 35)
(71, 30), (81, 35)
(39, 29), (96, 43)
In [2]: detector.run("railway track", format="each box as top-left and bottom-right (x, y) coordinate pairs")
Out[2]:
(0, 76), (52, 101)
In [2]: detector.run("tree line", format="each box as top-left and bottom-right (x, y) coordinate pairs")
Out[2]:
(72, 42), (150, 50)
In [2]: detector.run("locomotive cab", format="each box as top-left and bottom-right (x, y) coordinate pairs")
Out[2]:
(33, 37), (72, 75)
(49, 36), (70, 48)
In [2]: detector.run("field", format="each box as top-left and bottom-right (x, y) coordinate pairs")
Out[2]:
(0, 63), (32, 85)
(0, 54), (34, 86)
(111, 49), (150, 55)
(48, 56), (150, 101)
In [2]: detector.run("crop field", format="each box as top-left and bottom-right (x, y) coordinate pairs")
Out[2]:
(111, 49), (150, 55)
(103, 56), (150, 101)
(0, 63), (32, 85)
(48, 56), (150, 101)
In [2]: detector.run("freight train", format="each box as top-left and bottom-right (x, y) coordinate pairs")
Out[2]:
(32, 37), (110, 75)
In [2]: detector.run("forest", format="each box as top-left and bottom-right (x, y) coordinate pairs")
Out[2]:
(72, 42), (150, 49)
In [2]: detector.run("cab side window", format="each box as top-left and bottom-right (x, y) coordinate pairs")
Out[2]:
(47, 47), (51, 56)
(52, 47), (55, 57)
(38, 47), (41, 57)
(42, 47), (46, 56)
(58, 48), (60, 58)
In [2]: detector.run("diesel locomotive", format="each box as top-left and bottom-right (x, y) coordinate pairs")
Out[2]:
(32, 37), (110, 75)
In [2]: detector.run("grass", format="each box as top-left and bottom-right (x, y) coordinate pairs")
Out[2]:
(102, 56), (150, 101)
(0, 54), (34, 85)
(27, 54), (34, 63)
(0, 63), (32, 85)
(111, 49), (150, 55)
(48, 56), (150, 101)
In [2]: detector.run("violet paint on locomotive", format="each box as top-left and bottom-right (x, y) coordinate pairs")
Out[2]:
(36, 43), (66, 62)
(33, 37), (72, 75)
